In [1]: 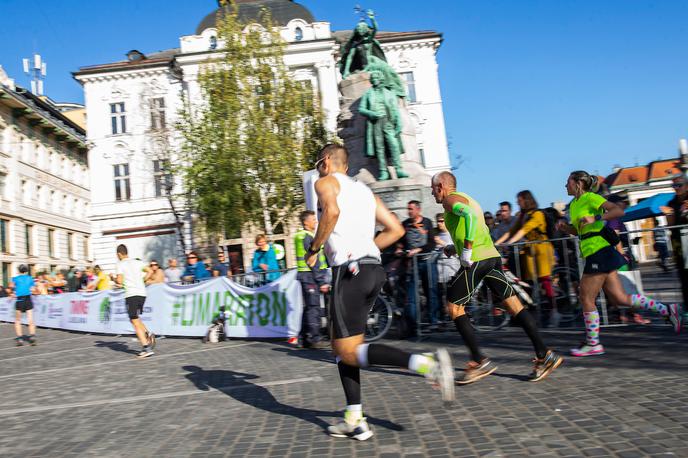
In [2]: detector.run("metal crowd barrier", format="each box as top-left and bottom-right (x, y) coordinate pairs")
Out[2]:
(397, 224), (687, 335)
(167, 268), (296, 288)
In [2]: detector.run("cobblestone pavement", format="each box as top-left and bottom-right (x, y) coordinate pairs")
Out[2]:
(0, 321), (686, 457)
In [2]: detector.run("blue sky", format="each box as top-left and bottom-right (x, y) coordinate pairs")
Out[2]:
(2, 0), (687, 212)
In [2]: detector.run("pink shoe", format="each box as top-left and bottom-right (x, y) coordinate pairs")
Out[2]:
(668, 304), (682, 333)
(570, 343), (605, 357)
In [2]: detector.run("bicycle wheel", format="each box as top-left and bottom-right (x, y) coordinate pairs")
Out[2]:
(365, 294), (394, 341)
(551, 266), (582, 324)
(466, 299), (511, 331)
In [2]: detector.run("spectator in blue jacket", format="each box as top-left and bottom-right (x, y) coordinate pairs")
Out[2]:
(252, 234), (281, 283)
(182, 251), (211, 283)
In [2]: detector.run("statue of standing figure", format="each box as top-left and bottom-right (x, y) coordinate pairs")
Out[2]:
(359, 71), (409, 180)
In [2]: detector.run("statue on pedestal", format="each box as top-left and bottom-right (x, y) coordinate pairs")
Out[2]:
(358, 71), (408, 180)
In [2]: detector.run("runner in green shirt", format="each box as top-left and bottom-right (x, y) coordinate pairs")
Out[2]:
(558, 170), (682, 358)
(431, 171), (563, 383)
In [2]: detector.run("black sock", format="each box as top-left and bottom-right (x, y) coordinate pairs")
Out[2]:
(513, 309), (547, 359)
(453, 314), (484, 363)
(366, 343), (412, 368)
(337, 360), (361, 405)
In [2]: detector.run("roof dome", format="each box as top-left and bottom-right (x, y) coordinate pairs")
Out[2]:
(196, 0), (315, 35)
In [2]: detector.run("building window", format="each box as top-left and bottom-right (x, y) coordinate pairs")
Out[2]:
(294, 27), (303, 41)
(83, 236), (89, 260)
(48, 228), (55, 257)
(150, 98), (166, 130)
(0, 219), (8, 253)
(419, 148), (426, 168)
(110, 102), (126, 134)
(0, 172), (6, 199)
(35, 185), (42, 208)
(25, 224), (32, 256)
(113, 163), (131, 201)
(400, 72), (416, 103)
(153, 159), (172, 197)
(1, 262), (10, 288)
(67, 232), (74, 259)
(209, 35), (218, 50)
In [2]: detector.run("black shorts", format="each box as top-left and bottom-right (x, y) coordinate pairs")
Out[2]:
(447, 257), (516, 305)
(583, 245), (627, 274)
(15, 295), (33, 312)
(329, 263), (386, 339)
(125, 296), (146, 320)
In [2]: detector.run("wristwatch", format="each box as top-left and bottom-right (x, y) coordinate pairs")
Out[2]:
(306, 246), (321, 256)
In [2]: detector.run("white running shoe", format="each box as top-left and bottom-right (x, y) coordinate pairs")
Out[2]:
(137, 349), (155, 359)
(668, 304), (682, 334)
(327, 418), (374, 441)
(570, 343), (604, 357)
(425, 348), (455, 404)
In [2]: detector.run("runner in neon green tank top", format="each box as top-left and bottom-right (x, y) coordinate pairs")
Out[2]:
(443, 191), (500, 262)
(431, 171), (563, 384)
(558, 171), (682, 358)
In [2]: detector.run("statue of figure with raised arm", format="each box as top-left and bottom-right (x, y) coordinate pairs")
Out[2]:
(339, 9), (406, 98)
(358, 71), (409, 180)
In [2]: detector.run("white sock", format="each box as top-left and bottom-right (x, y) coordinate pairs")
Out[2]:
(408, 354), (434, 374)
(355, 343), (370, 368)
(345, 404), (363, 424)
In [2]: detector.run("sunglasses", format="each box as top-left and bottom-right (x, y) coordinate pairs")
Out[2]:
(187, 256), (197, 260)
(673, 183), (686, 188)
(314, 156), (326, 169)
(437, 219), (445, 223)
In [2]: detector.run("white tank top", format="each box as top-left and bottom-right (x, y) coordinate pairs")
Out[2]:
(323, 173), (381, 266)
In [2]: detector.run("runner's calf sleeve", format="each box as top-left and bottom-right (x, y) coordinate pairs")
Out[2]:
(453, 315), (484, 363)
(337, 357), (361, 406)
(356, 343), (412, 368)
(512, 309), (547, 359)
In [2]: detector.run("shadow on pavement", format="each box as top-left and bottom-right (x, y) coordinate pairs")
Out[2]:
(182, 365), (404, 434)
(94, 340), (139, 355)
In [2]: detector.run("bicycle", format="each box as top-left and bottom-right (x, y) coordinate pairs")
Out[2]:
(365, 292), (395, 341)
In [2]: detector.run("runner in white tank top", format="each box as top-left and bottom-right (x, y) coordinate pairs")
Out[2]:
(304, 144), (455, 441)
(323, 172), (380, 267)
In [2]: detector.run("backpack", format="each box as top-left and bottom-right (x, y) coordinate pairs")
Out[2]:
(540, 207), (560, 240)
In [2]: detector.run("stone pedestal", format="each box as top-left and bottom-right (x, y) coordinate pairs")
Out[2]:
(337, 72), (442, 218)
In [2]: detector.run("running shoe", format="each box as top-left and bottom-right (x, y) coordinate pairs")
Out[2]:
(424, 348), (455, 403)
(27, 335), (37, 346)
(147, 331), (157, 349)
(668, 304), (682, 333)
(529, 350), (563, 382)
(287, 336), (298, 345)
(456, 358), (497, 385)
(632, 313), (651, 325)
(15, 337), (24, 347)
(327, 418), (373, 441)
(570, 343), (604, 357)
(137, 349), (155, 359)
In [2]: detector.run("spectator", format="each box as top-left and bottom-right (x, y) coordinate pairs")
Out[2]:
(293, 210), (330, 349)
(67, 267), (86, 293)
(83, 267), (96, 291)
(402, 200), (439, 333)
(484, 212), (496, 231)
(35, 271), (50, 295)
(252, 234), (281, 283)
(9, 264), (37, 346)
(606, 195), (636, 269)
(212, 252), (230, 277)
(145, 260), (165, 285)
(664, 174), (688, 310)
(164, 258), (183, 283)
(52, 272), (67, 294)
(182, 251), (211, 283)
(490, 201), (516, 241)
(496, 190), (559, 327)
(652, 217), (670, 272)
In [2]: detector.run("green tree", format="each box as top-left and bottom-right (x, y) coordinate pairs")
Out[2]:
(177, 2), (329, 238)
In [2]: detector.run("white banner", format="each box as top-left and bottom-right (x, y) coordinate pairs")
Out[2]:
(0, 271), (303, 338)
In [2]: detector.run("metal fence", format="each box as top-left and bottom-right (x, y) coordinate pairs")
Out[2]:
(168, 268), (296, 288)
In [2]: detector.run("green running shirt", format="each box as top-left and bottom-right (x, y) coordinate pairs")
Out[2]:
(444, 191), (500, 262)
(569, 192), (610, 258)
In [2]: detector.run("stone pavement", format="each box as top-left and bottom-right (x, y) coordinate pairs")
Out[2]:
(0, 321), (685, 457)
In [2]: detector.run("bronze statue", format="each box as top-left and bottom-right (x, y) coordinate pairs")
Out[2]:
(359, 71), (408, 180)
(339, 10), (406, 98)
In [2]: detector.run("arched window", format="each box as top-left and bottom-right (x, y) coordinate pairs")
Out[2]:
(294, 27), (303, 41)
